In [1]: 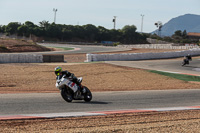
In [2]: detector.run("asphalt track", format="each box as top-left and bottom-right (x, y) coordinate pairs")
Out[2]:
(107, 58), (200, 76)
(1, 90), (200, 116)
(1, 44), (200, 118)
(34, 43), (129, 54)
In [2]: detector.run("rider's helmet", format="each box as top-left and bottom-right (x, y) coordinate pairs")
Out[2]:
(55, 66), (62, 76)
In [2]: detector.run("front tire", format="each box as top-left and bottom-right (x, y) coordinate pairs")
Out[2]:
(83, 86), (92, 102)
(61, 88), (73, 102)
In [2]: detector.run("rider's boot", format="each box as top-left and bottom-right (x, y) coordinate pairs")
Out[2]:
(78, 84), (86, 94)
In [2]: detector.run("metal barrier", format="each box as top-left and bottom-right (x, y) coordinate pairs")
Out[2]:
(86, 49), (200, 62)
(0, 54), (64, 63)
(43, 55), (64, 63)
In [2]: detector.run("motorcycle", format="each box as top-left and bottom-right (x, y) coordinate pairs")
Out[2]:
(182, 58), (189, 66)
(182, 55), (192, 66)
(56, 75), (92, 102)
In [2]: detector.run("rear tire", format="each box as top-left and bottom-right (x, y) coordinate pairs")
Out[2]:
(61, 88), (73, 102)
(83, 86), (92, 102)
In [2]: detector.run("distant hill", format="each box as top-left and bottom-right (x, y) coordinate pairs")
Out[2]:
(152, 14), (200, 36)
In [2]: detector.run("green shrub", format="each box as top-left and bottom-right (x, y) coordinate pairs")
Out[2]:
(0, 45), (8, 50)
(113, 42), (120, 46)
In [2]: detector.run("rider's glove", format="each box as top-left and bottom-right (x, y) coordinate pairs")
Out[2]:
(71, 73), (74, 78)
(63, 74), (67, 78)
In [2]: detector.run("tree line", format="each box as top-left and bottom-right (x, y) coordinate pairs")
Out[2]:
(0, 21), (149, 44)
(150, 30), (199, 44)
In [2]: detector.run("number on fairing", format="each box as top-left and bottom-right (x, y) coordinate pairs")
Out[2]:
(68, 81), (75, 87)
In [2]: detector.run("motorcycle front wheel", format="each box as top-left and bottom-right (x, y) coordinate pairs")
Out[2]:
(182, 62), (186, 66)
(83, 86), (92, 102)
(61, 88), (73, 102)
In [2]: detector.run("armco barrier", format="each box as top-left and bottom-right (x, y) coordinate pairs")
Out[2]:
(86, 49), (200, 62)
(117, 44), (200, 50)
(43, 55), (64, 63)
(0, 54), (64, 63)
(0, 54), (43, 63)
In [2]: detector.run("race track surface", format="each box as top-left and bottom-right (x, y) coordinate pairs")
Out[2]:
(107, 58), (200, 76)
(1, 90), (200, 116)
(35, 43), (129, 54)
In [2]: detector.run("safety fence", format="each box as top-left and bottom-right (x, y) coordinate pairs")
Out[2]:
(86, 49), (200, 62)
(117, 44), (200, 50)
(0, 54), (64, 63)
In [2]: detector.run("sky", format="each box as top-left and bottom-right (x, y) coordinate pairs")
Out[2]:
(0, 0), (199, 33)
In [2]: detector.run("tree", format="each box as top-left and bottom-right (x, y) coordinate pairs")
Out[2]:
(3, 21), (151, 44)
(1, 25), (6, 33)
(170, 30), (192, 43)
(45, 23), (62, 39)
(0, 25), (3, 33)
(33, 27), (44, 37)
(82, 24), (98, 42)
(122, 25), (137, 33)
(121, 25), (137, 43)
(17, 25), (28, 36)
(163, 36), (173, 42)
(174, 30), (182, 36)
(97, 26), (110, 42)
(24, 21), (37, 37)
(24, 21), (35, 28)
(182, 30), (187, 38)
(39, 20), (50, 30)
(109, 29), (122, 42)
(5, 22), (21, 35)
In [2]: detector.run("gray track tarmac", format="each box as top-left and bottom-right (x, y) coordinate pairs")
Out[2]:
(35, 43), (129, 54)
(1, 90), (200, 115)
(107, 58), (200, 75)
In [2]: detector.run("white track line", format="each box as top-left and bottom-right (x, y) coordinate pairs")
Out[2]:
(1, 106), (200, 120)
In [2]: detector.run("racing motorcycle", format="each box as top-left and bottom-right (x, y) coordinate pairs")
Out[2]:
(182, 58), (189, 66)
(182, 55), (192, 66)
(56, 75), (92, 102)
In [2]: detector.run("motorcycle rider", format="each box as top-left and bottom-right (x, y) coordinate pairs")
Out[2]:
(54, 66), (84, 93)
(182, 54), (192, 66)
(185, 54), (192, 61)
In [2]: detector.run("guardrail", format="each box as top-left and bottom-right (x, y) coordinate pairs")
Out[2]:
(0, 54), (64, 63)
(86, 49), (200, 62)
(0, 54), (43, 63)
(117, 44), (200, 50)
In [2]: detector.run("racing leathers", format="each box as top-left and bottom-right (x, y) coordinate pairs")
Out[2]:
(57, 70), (83, 91)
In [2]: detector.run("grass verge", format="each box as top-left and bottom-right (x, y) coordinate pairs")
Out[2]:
(50, 46), (74, 50)
(149, 70), (200, 82)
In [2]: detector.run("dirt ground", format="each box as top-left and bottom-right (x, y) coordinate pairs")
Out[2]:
(0, 38), (51, 52)
(1, 62), (200, 94)
(1, 110), (200, 132)
(1, 48), (199, 94)
(1, 48), (200, 132)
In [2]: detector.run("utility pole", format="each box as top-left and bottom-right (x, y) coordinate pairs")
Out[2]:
(113, 16), (117, 29)
(141, 14), (144, 33)
(53, 8), (58, 23)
